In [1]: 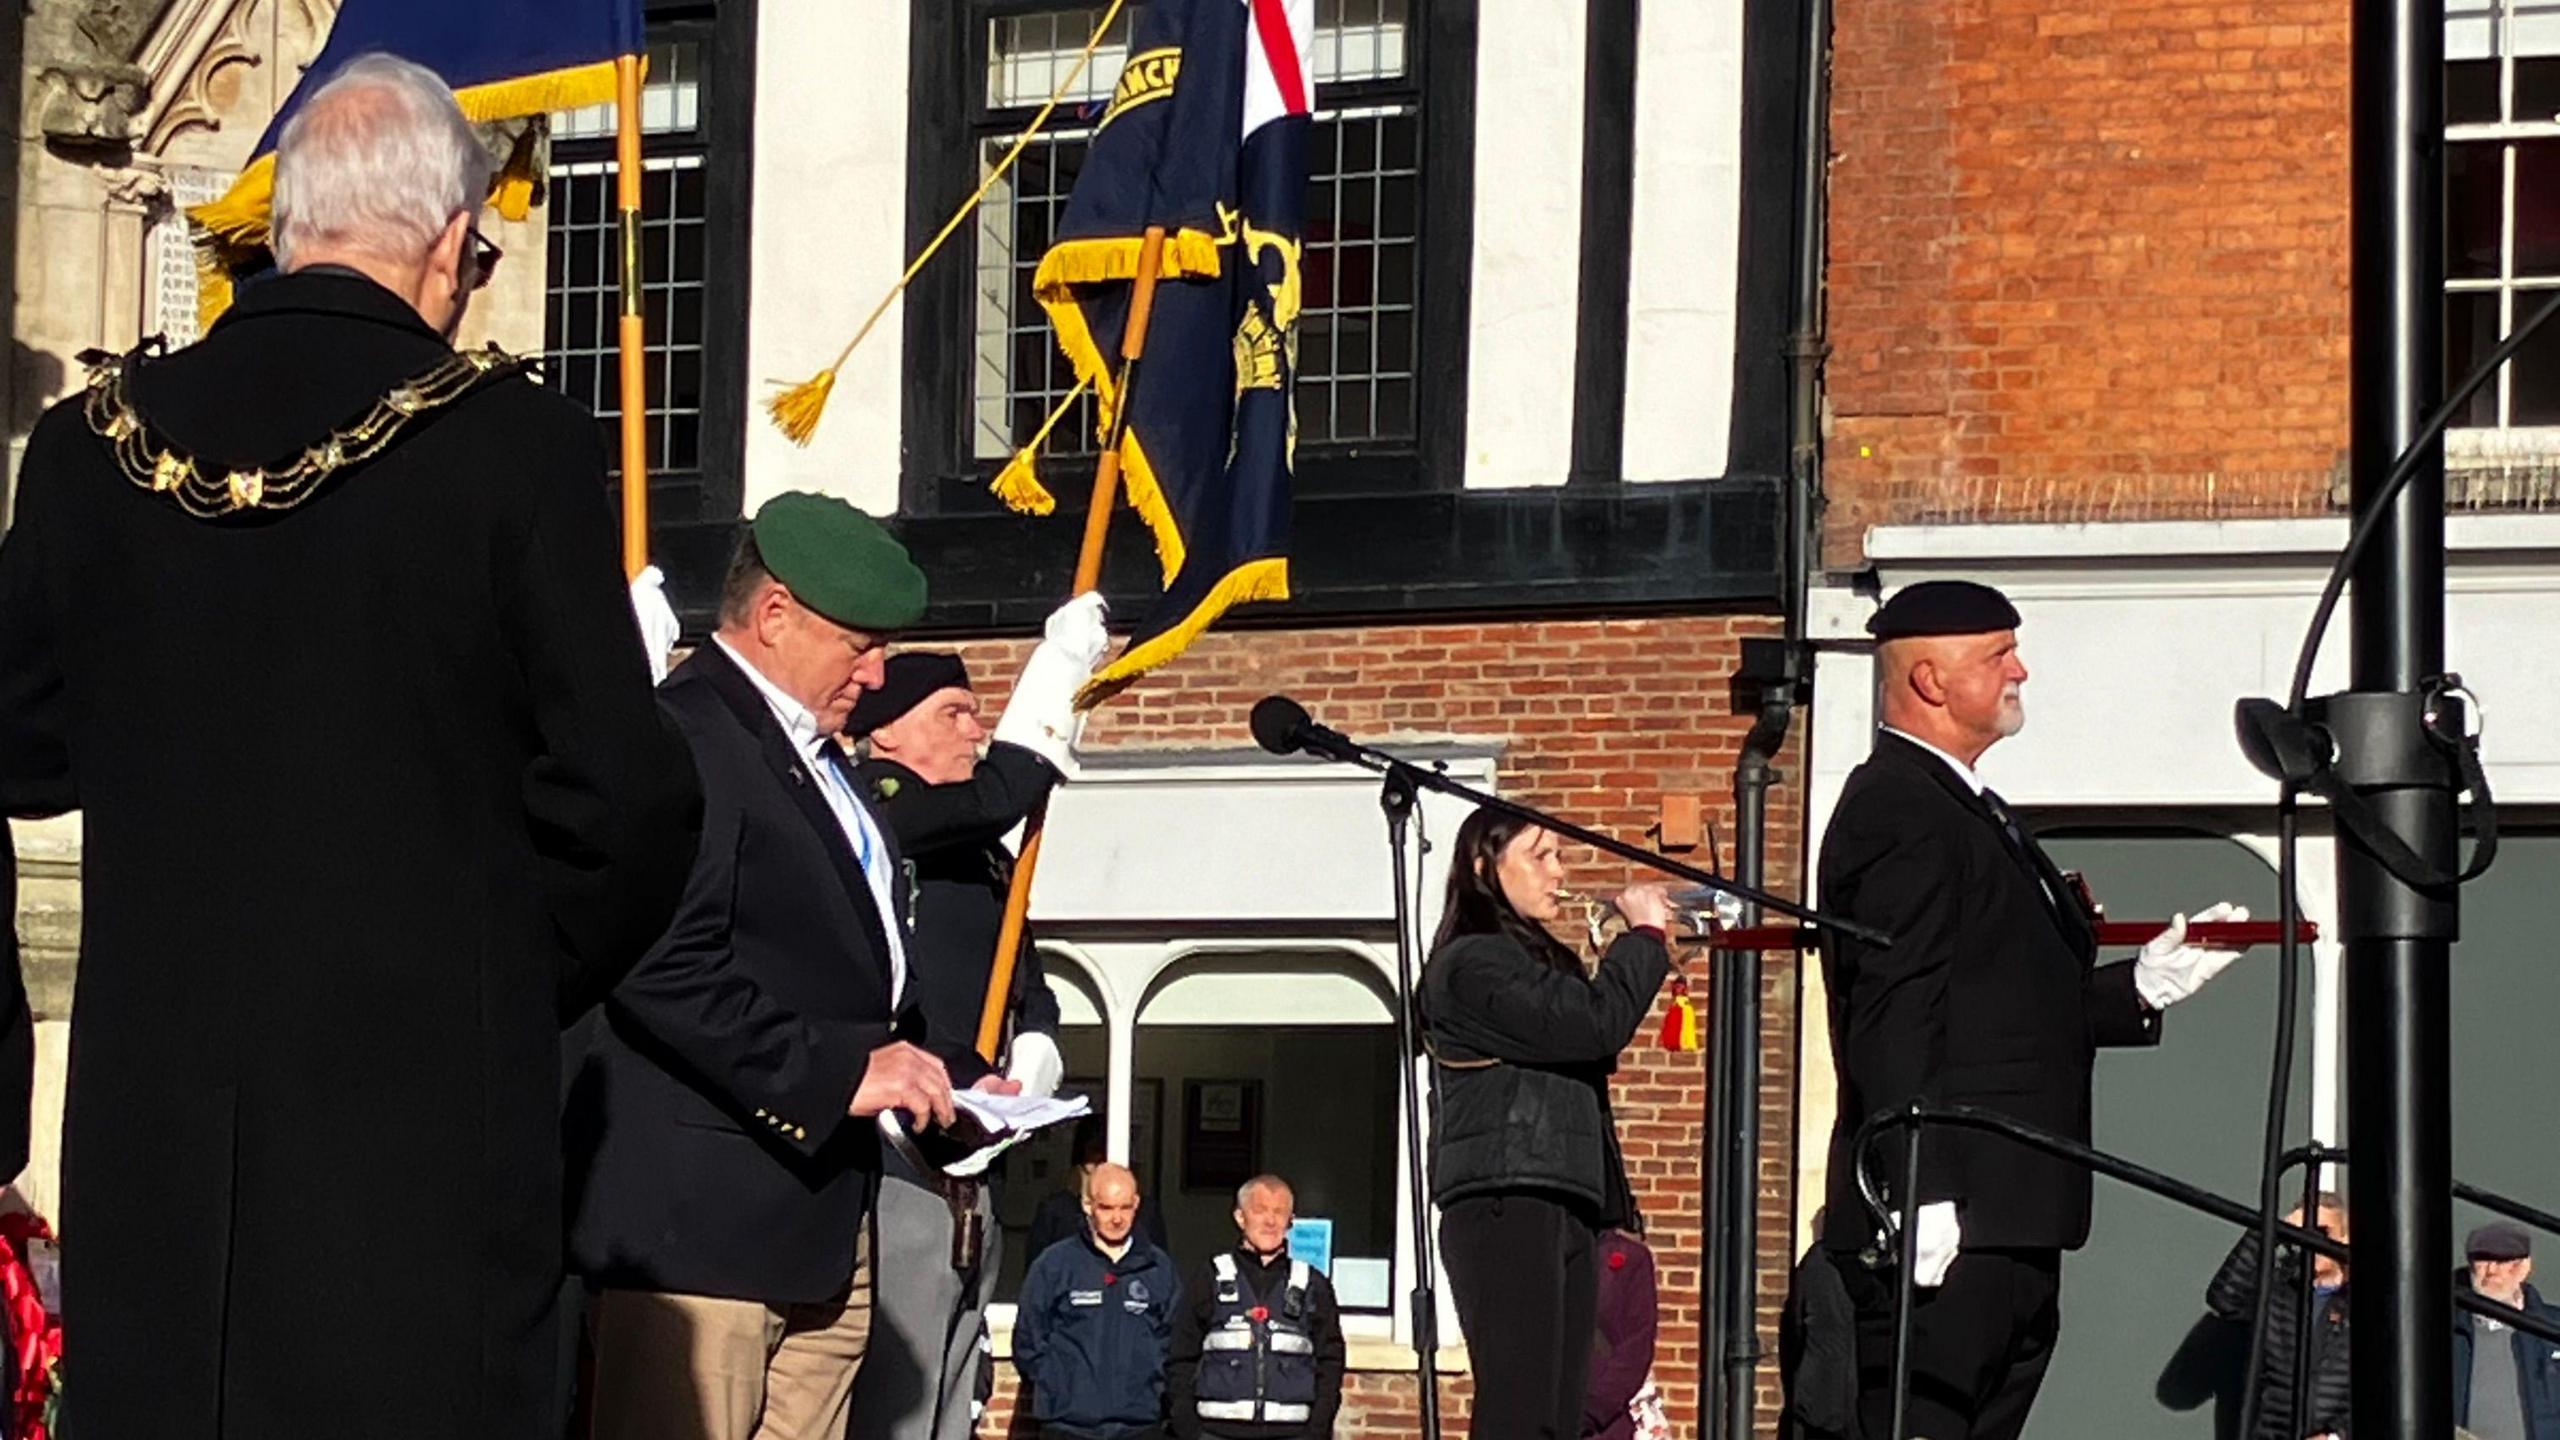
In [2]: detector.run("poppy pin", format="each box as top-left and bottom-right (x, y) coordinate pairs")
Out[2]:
(1249, 1305), (1270, 1323)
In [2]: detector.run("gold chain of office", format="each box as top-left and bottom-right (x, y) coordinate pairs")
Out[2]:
(81, 344), (525, 519)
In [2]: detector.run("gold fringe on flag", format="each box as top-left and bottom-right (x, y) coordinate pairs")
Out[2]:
(184, 61), (631, 330)
(762, 0), (1129, 446)
(989, 377), (1094, 515)
(1075, 556), (1291, 707)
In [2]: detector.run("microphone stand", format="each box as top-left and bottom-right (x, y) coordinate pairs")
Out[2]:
(1323, 742), (1888, 946)
(1378, 765), (1444, 1440)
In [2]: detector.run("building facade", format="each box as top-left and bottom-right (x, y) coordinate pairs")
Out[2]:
(7, 0), (2554, 1437)
(2, 0), (1822, 1435)
(1807, 0), (2560, 1435)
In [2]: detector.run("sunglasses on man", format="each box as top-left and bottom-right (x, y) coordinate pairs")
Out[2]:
(466, 226), (503, 291)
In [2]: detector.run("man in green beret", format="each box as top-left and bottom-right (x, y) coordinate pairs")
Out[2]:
(568, 492), (1017, 1440)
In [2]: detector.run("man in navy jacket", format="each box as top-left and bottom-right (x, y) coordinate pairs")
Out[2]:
(566, 495), (1001, 1440)
(1016, 1163), (1183, 1440)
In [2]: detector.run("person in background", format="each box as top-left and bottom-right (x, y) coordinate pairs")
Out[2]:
(1015, 1163), (1183, 1440)
(2454, 1222), (2560, 1440)
(1166, 1174), (1347, 1440)
(2203, 1195), (2350, 1440)
(1028, 1116), (1172, 1265)
(1583, 1228), (1659, 1440)
(1418, 806), (1675, 1440)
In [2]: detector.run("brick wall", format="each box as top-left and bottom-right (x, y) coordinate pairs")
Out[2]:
(937, 613), (1807, 1440)
(1824, 0), (2353, 560)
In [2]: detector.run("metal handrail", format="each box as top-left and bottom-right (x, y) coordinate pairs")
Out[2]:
(1850, 1104), (2560, 1438)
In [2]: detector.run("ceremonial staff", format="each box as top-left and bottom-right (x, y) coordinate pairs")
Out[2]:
(615, 52), (650, 578)
(973, 227), (1171, 1061)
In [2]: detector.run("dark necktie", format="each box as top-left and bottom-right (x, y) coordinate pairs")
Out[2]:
(1981, 787), (2062, 913)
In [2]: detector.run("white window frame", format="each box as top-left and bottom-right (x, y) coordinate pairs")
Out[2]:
(2445, 0), (2560, 437)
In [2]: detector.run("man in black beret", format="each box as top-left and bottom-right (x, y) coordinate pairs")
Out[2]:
(845, 595), (1108, 1440)
(568, 492), (1016, 1440)
(1799, 579), (2251, 1440)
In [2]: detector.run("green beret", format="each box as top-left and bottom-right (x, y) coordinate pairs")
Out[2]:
(749, 492), (927, 632)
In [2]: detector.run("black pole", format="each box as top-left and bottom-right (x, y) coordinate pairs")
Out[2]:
(2345, 0), (2454, 1424)
(1379, 768), (1444, 1440)
(1886, 1114), (1923, 1440)
(1720, 716), (1787, 1440)
(2290, 1143), (2324, 1434)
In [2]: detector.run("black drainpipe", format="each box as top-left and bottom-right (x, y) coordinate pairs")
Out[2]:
(1714, 0), (1829, 1428)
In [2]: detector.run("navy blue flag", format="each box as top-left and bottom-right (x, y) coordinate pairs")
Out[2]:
(188, 0), (645, 322)
(1033, 0), (1312, 692)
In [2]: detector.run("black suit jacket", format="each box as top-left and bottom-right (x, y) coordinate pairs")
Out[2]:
(1818, 733), (2159, 1252)
(856, 743), (1065, 1062)
(566, 644), (988, 1304)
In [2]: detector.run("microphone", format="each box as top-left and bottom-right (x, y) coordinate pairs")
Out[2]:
(1250, 695), (1360, 762)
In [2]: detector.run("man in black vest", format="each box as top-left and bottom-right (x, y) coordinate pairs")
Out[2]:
(1167, 1174), (1346, 1440)
(0, 54), (703, 1438)
(1813, 580), (2250, 1440)
(845, 602), (1107, 1440)
(566, 494), (1005, 1440)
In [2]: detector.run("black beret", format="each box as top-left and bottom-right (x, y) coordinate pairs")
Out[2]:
(2468, 1222), (2532, 1261)
(845, 652), (971, 738)
(1867, 580), (2023, 639)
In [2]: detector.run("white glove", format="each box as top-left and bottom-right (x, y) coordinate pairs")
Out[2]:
(2134, 902), (2251, 1010)
(993, 592), (1110, 772)
(1896, 1200), (1962, 1288)
(628, 565), (680, 685)
(1006, 1030), (1064, 1100)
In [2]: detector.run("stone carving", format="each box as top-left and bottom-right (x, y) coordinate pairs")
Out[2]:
(33, 0), (179, 148)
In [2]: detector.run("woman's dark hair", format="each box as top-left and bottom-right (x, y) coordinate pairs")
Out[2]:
(1431, 806), (1583, 975)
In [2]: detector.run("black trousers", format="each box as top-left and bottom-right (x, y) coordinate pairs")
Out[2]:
(1439, 1193), (1599, 1440)
(1838, 1247), (2061, 1440)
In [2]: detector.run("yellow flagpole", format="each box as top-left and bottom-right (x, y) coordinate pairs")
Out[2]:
(614, 52), (650, 579)
(975, 226), (1171, 1063)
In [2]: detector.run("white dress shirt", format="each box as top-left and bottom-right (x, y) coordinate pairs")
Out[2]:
(1881, 726), (1986, 795)
(715, 638), (908, 1009)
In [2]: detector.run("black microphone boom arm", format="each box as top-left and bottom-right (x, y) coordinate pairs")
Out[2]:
(1249, 695), (1891, 947)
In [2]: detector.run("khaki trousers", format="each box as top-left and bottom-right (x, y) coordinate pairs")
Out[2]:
(589, 1234), (876, 1440)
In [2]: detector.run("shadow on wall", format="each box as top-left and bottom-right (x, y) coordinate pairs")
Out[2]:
(2154, 1312), (2250, 1440)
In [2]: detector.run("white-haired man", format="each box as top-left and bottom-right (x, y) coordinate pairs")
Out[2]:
(0, 52), (700, 1438)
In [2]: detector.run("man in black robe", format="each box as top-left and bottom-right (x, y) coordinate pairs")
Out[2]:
(0, 54), (702, 1437)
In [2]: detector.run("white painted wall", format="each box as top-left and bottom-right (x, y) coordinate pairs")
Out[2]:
(741, 1), (913, 518)
(1027, 752), (1495, 923)
(1459, 0), (1588, 490)
(1620, 0), (1744, 482)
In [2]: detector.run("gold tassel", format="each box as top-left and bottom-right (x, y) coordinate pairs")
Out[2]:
(992, 450), (1056, 515)
(492, 124), (543, 223)
(988, 377), (1091, 515)
(765, 370), (838, 447)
